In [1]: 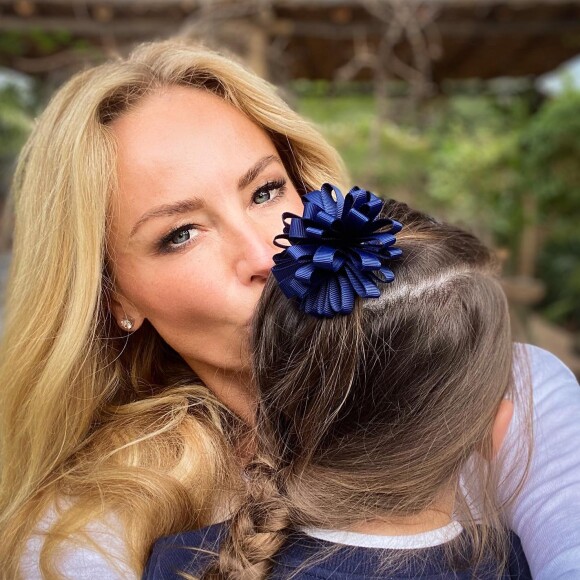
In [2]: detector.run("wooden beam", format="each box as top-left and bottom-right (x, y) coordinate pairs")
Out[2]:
(0, 0), (579, 6)
(0, 0), (196, 5)
(0, 16), (178, 36)
(2, 13), (580, 38)
(437, 20), (580, 36)
(11, 48), (103, 73)
(269, 18), (580, 39)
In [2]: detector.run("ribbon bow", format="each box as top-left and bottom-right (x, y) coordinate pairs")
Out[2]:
(272, 183), (402, 317)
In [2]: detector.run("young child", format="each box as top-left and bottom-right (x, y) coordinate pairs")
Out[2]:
(145, 185), (532, 579)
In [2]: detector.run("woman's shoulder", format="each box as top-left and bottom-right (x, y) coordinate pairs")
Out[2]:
(21, 504), (136, 579)
(519, 342), (577, 383)
(503, 344), (580, 577)
(514, 342), (579, 407)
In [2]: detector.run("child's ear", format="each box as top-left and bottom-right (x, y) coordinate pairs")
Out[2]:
(490, 399), (514, 458)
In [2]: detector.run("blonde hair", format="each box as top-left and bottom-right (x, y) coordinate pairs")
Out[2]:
(0, 39), (348, 579)
(205, 201), (531, 578)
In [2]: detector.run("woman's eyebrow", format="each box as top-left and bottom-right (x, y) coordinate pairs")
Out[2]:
(237, 154), (283, 190)
(129, 155), (283, 238)
(130, 198), (204, 238)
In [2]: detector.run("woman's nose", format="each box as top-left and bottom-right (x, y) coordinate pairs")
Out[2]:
(232, 223), (276, 285)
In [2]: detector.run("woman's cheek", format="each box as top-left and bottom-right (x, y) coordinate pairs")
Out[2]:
(140, 254), (219, 312)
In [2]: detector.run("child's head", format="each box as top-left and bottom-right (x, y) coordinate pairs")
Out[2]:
(207, 196), (525, 579)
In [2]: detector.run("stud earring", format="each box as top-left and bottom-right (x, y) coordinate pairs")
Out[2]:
(119, 317), (134, 332)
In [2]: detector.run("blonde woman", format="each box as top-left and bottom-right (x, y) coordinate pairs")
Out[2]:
(0, 40), (578, 580)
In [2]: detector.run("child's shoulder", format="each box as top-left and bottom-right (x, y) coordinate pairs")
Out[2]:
(518, 342), (577, 388)
(145, 525), (531, 580)
(506, 532), (533, 580)
(277, 530), (532, 579)
(144, 521), (226, 579)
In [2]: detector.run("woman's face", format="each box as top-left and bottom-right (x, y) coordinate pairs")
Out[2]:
(108, 86), (303, 374)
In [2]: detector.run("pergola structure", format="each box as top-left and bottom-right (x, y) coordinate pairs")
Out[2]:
(0, 0), (579, 85)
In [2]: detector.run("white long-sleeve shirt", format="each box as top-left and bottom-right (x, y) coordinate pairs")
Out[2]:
(22, 344), (580, 579)
(502, 344), (580, 578)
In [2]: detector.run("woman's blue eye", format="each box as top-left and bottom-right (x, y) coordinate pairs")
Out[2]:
(252, 179), (286, 205)
(158, 225), (198, 254)
(171, 228), (192, 245)
(254, 190), (272, 204)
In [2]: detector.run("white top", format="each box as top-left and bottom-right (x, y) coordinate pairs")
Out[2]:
(303, 521), (464, 550)
(21, 344), (580, 579)
(21, 510), (133, 579)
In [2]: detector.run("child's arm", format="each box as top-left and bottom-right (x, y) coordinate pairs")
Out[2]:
(500, 344), (580, 579)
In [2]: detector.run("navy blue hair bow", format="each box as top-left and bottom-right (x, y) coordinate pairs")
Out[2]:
(272, 183), (402, 318)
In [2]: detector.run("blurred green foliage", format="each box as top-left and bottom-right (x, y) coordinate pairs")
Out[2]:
(0, 81), (36, 196)
(521, 89), (580, 227)
(299, 94), (431, 201)
(0, 76), (578, 328)
(520, 90), (580, 328)
(298, 88), (580, 330)
(0, 29), (89, 57)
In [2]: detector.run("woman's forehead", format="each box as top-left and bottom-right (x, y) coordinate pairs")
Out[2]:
(111, 86), (275, 166)
(110, 86), (279, 201)
(107, 86), (283, 235)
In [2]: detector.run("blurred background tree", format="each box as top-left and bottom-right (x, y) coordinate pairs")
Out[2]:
(296, 82), (580, 360)
(520, 89), (580, 332)
(0, 76), (36, 248)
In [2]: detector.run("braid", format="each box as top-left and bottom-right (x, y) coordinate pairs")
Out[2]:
(201, 458), (291, 580)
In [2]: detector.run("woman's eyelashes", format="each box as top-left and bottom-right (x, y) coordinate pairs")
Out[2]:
(156, 178), (288, 254)
(157, 224), (199, 254)
(251, 178), (287, 206)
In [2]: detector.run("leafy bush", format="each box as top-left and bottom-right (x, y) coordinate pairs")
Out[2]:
(0, 82), (35, 200)
(297, 89), (580, 329)
(519, 90), (580, 329)
(520, 89), (580, 225)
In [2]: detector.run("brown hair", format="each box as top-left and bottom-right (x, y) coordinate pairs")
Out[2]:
(204, 199), (530, 578)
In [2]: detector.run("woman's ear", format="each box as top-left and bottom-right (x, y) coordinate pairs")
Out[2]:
(110, 293), (145, 333)
(491, 398), (514, 458)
